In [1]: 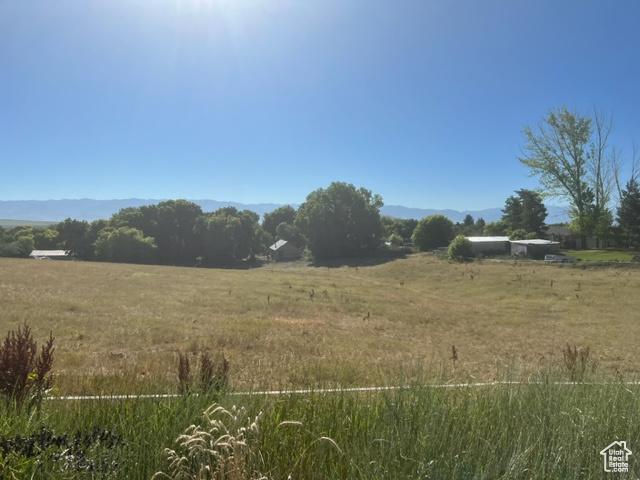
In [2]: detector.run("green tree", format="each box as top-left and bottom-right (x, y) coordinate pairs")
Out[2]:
(463, 214), (475, 229)
(412, 214), (455, 251)
(295, 182), (384, 259)
(108, 200), (203, 265)
(275, 222), (304, 248)
(1, 226), (35, 257)
(616, 177), (640, 246)
(262, 205), (296, 238)
(455, 214), (480, 236)
(32, 228), (59, 249)
(519, 106), (614, 247)
(153, 200), (203, 265)
(55, 218), (92, 258)
(94, 227), (157, 264)
(195, 207), (261, 265)
(501, 189), (547, 237)
(501, 196), (523, 231)
(384, 218), (418, 243)
(483, 220), (509, 236)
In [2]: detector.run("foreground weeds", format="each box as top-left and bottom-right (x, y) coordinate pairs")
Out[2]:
(2, 373), (640, 479)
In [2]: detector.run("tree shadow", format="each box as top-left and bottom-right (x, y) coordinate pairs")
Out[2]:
(307, 248), (410, 268)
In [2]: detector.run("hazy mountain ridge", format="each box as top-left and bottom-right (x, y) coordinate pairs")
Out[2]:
(0, 199), (570, 224)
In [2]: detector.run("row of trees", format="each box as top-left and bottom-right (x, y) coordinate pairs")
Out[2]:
(0, 183), (388, 265)
(0, 200), (269, 266)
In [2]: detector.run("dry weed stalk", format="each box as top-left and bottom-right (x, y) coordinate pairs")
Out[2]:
(0, 322), (54, 409)
(153, 404), (265, 480)
(563, 344), (593, 381)
(179, 351), (229, 395)
(200, 352), (214, 392)
(178, 352), (191, 395)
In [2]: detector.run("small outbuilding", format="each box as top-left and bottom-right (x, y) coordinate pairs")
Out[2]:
(269, 240), (301, 262)
(465, 236), (510, 256)
(510, 239), (560, 259)
(30, 250), (71, 260)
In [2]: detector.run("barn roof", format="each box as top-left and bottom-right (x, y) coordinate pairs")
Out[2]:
(466, 236), (510, 242)
(30, 250), (69, 257)
(269, 239), (290, 251)
(510, 239), (559, 245)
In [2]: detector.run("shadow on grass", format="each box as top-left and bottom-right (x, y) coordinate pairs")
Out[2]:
(307, 248), (410, 268)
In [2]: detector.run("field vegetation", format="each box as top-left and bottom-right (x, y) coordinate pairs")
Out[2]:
(2, 254), (640, 478)
(2, 254), (640, 393)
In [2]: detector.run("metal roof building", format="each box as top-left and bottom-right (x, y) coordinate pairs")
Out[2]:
(268, 240), (301, 262)
(510, 239), (560, 259)
(465, 236), (510, 255)
(30, 250), (71, 260)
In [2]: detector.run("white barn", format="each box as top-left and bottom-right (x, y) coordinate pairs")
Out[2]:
(465, 236), (510, 255)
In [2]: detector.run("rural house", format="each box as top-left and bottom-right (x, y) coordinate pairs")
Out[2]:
(546, 225), (617, 249)
(269, 240), (301, 262)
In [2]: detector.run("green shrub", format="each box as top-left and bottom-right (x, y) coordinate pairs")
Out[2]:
(447, 235), (473, 261)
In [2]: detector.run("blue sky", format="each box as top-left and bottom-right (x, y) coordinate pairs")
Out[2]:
(1, 1), (639, 211)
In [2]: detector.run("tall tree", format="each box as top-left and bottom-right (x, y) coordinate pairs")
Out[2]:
(501, 196), (524, 231)
(616, 177), (640, 246)
(519, 106), (614, 247)
(55, 218), (93, 259)
(295, 182), (384, 259)
(412, 214), (455, 251)
(501, 189), (547, 237)
(195, 207), (261, 265)
(153, 200), (203, 265)
(262, 205), (296, 238)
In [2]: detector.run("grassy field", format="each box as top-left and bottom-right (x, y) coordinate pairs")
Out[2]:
(2, 254), (640, 478)
(2, 254), (640, 393)
(0, 218), (55, 228)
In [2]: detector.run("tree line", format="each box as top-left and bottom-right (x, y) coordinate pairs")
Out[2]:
(1, 179), (636, 267)
(3, 108), (640, 266)
(0, 183), (388, 265)
(0, 181), (554, 266)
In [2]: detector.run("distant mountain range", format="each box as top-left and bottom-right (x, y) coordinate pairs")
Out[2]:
(0, 199), (570, 224)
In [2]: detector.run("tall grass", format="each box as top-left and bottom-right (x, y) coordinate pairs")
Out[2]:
(2, 371), (640, 478)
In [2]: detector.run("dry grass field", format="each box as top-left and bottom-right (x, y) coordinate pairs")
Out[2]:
(2, 254), (639, 394)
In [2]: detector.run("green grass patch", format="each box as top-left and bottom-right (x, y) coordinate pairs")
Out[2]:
(562, 248), (638, 261)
